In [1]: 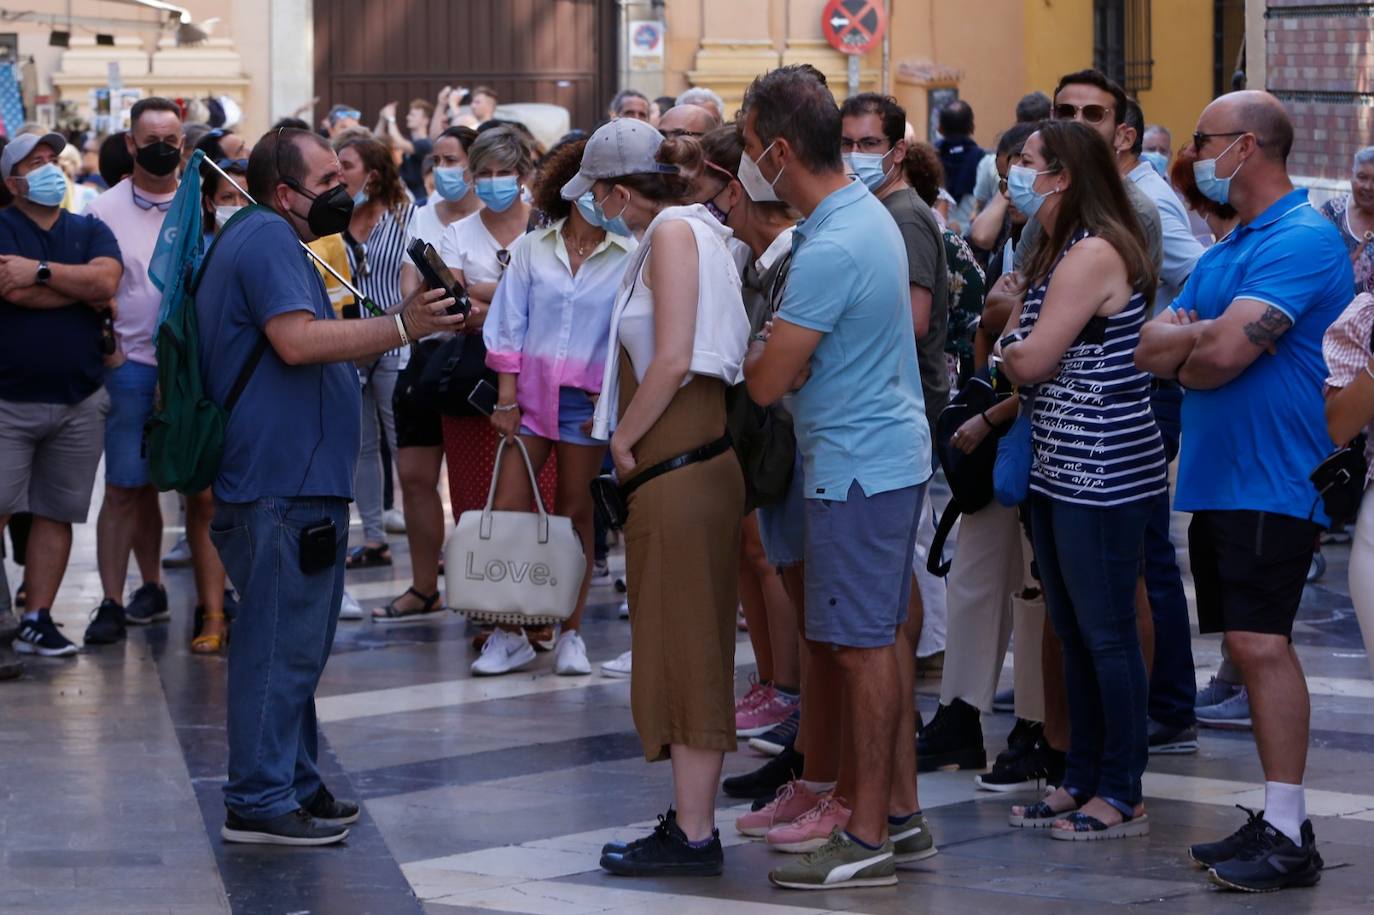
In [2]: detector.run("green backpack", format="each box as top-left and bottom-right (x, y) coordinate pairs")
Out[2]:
(145, 206), (269, 495)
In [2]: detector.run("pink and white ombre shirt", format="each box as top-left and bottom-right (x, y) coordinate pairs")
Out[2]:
(483, 219), (634, 440)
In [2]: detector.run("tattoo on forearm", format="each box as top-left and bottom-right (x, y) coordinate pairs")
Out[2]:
(1243, 306), (1292, 348)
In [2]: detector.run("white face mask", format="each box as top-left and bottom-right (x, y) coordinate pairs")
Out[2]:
(216, 205), (245, 228)
(738, 140), (784, 203)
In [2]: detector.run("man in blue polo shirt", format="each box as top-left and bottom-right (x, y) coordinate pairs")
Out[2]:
(742, 64), (931, 892)
(1137, 90), (1351, 893)
(0, 132), (122, 664)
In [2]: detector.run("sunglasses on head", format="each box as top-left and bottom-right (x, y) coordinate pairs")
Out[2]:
(1052, 103), (1113, 125)
(496, 248), (511, 271)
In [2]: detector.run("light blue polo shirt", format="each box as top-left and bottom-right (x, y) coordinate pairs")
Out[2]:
(1171, 189), (1352, 522)
(778, 179), (930, 501)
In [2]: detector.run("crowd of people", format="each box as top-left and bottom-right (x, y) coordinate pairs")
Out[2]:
(2, 63), (1373, 897)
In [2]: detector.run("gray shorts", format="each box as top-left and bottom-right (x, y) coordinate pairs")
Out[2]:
(0, 389), (109, 523)
(804, 480), (924, 649)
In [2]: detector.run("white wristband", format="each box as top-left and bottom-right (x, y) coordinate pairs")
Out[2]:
(394, 313), (410, 347)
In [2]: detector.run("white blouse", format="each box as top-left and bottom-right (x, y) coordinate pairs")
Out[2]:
(590, 204), (750, 440)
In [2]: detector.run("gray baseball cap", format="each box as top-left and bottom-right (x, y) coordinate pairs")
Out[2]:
(1, 132), (66, 179)
(560, 118), (676, 200)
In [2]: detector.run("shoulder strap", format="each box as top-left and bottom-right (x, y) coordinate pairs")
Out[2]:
(926, 500), (959, 578)
(197, 205), (273, 413)
(189, 204), (266, 295)
(224, 335), (269, 414)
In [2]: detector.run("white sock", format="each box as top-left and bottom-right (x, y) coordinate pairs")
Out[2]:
(22, 610), (40, 622)
(1264, 781), (1305, 845)
(802, 780), (836, 795)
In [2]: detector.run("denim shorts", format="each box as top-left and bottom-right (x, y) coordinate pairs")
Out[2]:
(757, 449), (805, 568)
(803, 480), (925, 649)
(521, 386), (600, 446)
(103, 360), (159, 488)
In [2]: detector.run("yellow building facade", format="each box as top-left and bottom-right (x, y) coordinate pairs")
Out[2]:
(653, 0), (1218, 155)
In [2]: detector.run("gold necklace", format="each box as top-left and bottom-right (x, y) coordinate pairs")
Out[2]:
(563, 224), (599, 257)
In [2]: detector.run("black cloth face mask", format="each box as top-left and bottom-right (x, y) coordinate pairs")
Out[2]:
(284, 179), (354, 237)
(135, 141), (181, 177)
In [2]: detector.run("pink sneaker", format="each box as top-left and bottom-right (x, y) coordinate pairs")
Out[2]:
(737, 687), (797, 738)
(734, 674), (774, 717)
(766, 795), (852, 853)
(735, 780), (823, 837)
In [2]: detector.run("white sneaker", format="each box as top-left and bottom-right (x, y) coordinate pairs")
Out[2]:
(383, 508), (407, 534)
(471, 628), (535, 676)
(338, 591), (364, 620)
(601, 649), (632, 678)
(591, 559), (610, 583)
(618, 600), (630, 619)
(553, 629), (591, 676)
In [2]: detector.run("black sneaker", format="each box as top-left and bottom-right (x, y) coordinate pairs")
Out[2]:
(124, 582), (170, 625)
(84, 599), (127, 645)
(602, 808), (678, 856)
(302, 784), (360, 825)
(722, 745), (803, 799)
(600, 809), (723, 877)
(977, 733), (1064, 792)
(1189, 805), (1267, 868)
(1208, 818), (1323, 892)
(221, 807), (349, 846)
(15, 610), (79, 657)
(1148, 719), (1198, 755)
(748, 707), (800, 756)
(917, 698), (986, 772)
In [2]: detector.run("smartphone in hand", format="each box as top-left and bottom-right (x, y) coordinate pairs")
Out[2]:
(467, 378), (498, 416)
(407, 239), (471, 317)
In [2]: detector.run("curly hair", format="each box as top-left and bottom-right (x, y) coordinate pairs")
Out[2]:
(903, 142), (944, 208)
(334, 133), (409, 217)
(532, 138), (586, 220)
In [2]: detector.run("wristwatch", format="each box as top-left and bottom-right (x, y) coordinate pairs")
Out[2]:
(36, 261), (51, 285)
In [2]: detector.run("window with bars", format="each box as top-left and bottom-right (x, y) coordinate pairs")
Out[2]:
(1094, 0), (1154, 93)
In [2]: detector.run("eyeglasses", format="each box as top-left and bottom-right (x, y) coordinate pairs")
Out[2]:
(496, 248), (511, 271)
(348, 239), (370, 277)
(130, 186), (173, 212)
(1052, 103), (1113, 125)
(840, 136), (891, 154)
(661, 129), (705, 140)
(1192, 130), (1246, 151)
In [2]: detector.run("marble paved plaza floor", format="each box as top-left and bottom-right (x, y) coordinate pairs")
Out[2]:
(3, 487), (1374, 914)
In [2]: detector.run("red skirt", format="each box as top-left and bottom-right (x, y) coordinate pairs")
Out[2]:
(441, 416), (558, 520)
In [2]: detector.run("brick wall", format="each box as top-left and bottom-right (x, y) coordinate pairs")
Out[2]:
(1265, 0), (1374, 183)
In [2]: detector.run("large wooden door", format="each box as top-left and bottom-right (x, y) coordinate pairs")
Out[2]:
(313, 0), (618, 133)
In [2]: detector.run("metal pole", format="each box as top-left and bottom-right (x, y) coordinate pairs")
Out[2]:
(847, 54), (860, 99)
(882, 0), (892, 95)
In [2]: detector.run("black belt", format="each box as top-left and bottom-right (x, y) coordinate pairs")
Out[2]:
(620, 434), (733, 498)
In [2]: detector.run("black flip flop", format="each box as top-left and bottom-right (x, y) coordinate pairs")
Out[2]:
(372, 587), (442, 623)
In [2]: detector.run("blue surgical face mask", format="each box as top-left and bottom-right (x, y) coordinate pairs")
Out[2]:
(844, 149), (895, 193)
(476, 175), (521, 212)
(593, 188), (631, 237)
(575, 191), (603, 228)
(1141, 150), (1169, 178)
(20, 162), (67, 208)
(1193, 135), (1245, 205)
(1006, 164), (1059, 219)
(433, 165), (469, 201)
(352, 188), (369, 208)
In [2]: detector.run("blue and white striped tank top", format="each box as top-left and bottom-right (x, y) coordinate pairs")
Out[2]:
(1017, 230), (1167, 507)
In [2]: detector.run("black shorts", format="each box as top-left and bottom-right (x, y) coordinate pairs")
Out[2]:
(392, 340), (444, 449)
(1188, 509), (1320, 638)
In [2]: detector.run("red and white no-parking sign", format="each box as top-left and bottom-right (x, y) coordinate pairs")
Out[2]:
(821, 0), (887, 56)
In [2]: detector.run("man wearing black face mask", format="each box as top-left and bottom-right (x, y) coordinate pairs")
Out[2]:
(194, 127), (462, 846)
(84, 97), (187, 646)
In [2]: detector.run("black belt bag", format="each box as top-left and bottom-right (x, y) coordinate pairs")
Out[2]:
(590, 434), (733, 530)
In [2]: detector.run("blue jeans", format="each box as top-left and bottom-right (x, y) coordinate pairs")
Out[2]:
(210, 497), (348, 819)
(1028, 494), (1151, 808)
(1145, 382), (1196, 728)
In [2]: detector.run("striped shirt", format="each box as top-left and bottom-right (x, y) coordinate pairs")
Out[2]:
(1018, 230), (1167, 507)
(345, 202), (414, 354)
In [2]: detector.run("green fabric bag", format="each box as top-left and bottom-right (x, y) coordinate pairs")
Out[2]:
(145, 206), (268, 495)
